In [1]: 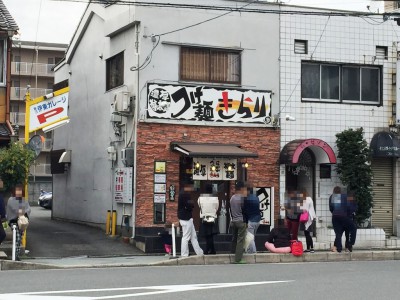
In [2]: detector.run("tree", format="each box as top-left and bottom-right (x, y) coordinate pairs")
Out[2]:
(0, 142), (35, 191)
(335, 128), (373, 226)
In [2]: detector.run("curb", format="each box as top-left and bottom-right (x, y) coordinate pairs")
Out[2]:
(1, 250), (399, 271)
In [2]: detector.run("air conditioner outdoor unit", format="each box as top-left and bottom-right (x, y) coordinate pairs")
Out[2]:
(114, 91), (131, 114)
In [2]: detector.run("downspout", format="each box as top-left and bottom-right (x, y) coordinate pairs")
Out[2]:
(6, 36), (12, 123)
(131, 22), (140, 239)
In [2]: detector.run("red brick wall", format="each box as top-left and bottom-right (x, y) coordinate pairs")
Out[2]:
(136, 122), (280, 228)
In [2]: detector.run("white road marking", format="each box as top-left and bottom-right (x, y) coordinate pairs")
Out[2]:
(0, 281), (292, 300)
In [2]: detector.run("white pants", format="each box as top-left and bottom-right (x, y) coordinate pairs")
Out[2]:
(179, 218), (204, 257)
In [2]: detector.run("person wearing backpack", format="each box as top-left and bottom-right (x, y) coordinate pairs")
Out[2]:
(243, 186), (261, 254)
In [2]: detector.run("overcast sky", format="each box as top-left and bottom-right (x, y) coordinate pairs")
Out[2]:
(3, 0), (384, 44)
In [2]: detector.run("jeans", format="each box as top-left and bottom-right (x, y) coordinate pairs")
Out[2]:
(179, 218), (203, 257)
(246, 221), (260, 253)
(231, 221), (247, 262)
(286, 218), (299, 240)
(332, 216), (357, 252)
(0, 224), (5, 244)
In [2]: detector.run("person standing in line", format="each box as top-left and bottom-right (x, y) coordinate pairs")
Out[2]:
(0, 193), (6, 245)
(6, 185), (31, 261)
(300, 189), (316, 253)
(178, 182), (204, 257)
(198, 183), (219, 255)
(230, 181), (248, 264)
(284, 189), (301, 240)
(243, 186), (261, 254)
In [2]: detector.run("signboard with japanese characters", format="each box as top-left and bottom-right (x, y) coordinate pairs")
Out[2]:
(147, 83), (272, 125)
(193, 158), (237, 181)
(27, 87), (69, 132)
(255, 187), (274, 227)
(114, 167), (133, 204)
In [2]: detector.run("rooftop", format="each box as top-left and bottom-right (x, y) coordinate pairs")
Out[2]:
(0, 0), (18, 32)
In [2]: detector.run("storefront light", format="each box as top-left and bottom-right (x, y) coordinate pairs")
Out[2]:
(244, 162), (249, 168)
(228, 165), (232, 171)
(195, 162), (200, 169)
(211, 165), (216, 171)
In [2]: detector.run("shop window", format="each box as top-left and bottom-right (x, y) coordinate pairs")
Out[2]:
(154, 203), (165, 224)
(180, 47), (241, 84)
(106, 52), (124, 91)
(320, 164), (331, 179)
(301, 62), (381, 105)
(294, 39), (308, 54)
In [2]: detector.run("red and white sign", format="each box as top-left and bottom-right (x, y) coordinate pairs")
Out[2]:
(28, 89), (69, 132)
(114, 167), (133, 204)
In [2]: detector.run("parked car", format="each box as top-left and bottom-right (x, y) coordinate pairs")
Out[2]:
(38, 190), (52, 209)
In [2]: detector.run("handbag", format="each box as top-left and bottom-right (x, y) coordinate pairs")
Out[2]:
(18, 215), (29, 231)
(244, 231), (254, 250)
(203, 215), (216, 223)
(299, 211), (309, 223)
(290, 240), (304, 256)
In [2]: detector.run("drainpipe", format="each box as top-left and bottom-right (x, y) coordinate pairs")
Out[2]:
(131, 22), (140, 239)
(6, 36), (12, 123)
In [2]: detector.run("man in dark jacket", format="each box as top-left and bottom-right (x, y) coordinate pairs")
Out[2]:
(243, 187), (261, 253)
(0, 193), (6, 245)
(178, 182), (203, 257)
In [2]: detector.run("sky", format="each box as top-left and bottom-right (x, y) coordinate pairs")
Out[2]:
(3, 0), (384, 44)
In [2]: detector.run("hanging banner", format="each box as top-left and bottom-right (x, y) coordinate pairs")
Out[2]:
(256, 187), (274, 227)
(193, 158), (237, 180)
(27, 87), (70, 132)
(147, 83), (272, 125)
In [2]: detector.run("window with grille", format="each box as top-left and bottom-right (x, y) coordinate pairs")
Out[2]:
(106, 52), (124, 91)
(376, 46), (388, 60)
(301, 62), (381, 105)
(294, 40), (308, 54)
(180, 47), (241, 84)
(0, 39), (6, 86)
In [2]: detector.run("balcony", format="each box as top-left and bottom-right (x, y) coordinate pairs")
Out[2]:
(30, 163), (51, 177)
(17, 138), (51, 151)
(11, 62), (55, 77)
(10, 112), (25, 126)
(10, 87), (53, 101)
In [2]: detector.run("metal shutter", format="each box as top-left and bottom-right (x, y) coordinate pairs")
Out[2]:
(371, 158), (393, 236)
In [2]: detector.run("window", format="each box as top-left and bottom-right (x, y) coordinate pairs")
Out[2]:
(294, 40), (308, 54)
(376, 46), (388, 60)
(0, 39), (6, 86)
(180, 47), (241, 84)
(301, 62), (381, 104)
(320, 164), (331, 179)
(106, 52), (124, 91)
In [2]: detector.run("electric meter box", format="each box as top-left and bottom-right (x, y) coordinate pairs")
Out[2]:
(121, 147), (134, 167)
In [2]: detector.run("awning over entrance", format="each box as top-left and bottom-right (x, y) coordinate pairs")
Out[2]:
(280, 139), (337, 164)
(370, 131), (400, 158)
(171, 142), (258, 158)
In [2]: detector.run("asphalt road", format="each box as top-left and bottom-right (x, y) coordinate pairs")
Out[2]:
(0, 261), (398, 299)
(25, 206), (141, 258)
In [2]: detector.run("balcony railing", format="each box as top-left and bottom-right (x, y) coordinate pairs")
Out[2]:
(30, 163), (51, 177)
(10, 112), (25, 126)
(17, 138), (52, 151)
(11, 62), (55, 77)
(10, 87), (53, 101)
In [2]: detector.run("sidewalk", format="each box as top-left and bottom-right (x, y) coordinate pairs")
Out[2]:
(1, 250), (400, 271)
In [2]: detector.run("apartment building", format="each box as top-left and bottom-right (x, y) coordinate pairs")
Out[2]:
(384, 1), (400, 12)
(10, 41), (67, 201)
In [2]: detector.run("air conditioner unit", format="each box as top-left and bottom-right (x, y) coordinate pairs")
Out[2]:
(114, 91), (131, 114)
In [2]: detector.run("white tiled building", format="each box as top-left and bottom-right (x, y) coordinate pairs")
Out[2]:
(279, 8), (400, 245)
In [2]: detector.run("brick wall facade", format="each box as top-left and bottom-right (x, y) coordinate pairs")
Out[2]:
(135, 122), (280, 228)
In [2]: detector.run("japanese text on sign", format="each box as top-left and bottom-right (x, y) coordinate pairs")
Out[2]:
(114, 168), (133, 204)
(147, 84), (272, 125)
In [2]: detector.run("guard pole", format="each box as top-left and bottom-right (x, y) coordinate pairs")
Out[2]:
(105, 210), (111, 235)
(111, 210), (117, 236)
(172, 223), (176, 258)
(21, 230), (26, 248)
(12, 225), (16, 261)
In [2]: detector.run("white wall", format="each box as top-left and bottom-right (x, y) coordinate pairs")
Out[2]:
(279, 10), (400, 227)
(53, 0), (281, 227)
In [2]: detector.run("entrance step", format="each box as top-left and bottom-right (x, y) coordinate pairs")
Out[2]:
(0, 251), (7, 259)
(386, 237), (400, 249)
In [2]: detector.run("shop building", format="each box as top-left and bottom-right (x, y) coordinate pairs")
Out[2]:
(53, 0), (281, 250)
(279, 7), (400, 244)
